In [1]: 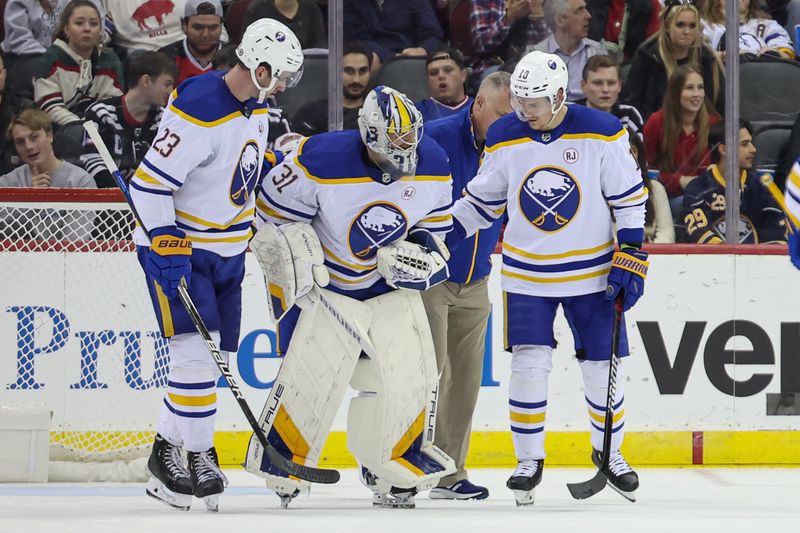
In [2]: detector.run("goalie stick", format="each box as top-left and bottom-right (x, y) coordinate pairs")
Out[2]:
(83, 121), (340, 485)
(566, 297), (629, 501)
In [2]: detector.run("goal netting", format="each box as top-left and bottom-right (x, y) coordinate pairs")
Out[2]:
(0, 189), (168, 481)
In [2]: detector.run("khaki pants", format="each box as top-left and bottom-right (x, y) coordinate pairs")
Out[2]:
(421, 278), (491, 486)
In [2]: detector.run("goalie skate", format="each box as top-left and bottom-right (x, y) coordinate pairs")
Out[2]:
(360, 467), (416, 509)
(506, 459), (544, 507)
(145, 435), (193, 511)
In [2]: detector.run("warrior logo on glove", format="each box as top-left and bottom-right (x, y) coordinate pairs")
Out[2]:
(349, 202), (408, 259)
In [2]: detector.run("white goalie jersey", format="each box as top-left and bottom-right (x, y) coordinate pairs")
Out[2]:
(452, 104), (647, 298)
(255, 130), (453, 295)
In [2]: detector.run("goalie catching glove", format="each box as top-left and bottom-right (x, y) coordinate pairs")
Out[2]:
(605, 245), (649, 311)
(377, 228), (450, 291)
(145, 226), (192, 298)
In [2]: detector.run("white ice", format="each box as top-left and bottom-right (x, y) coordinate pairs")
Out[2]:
(1, 468), (798, 533)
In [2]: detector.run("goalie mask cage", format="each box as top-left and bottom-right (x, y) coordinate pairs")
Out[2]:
(0, 189), (168, 481)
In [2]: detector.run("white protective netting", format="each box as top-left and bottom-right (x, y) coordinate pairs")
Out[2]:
(0, 189), (168, 480)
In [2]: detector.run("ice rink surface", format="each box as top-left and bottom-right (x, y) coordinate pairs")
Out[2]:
(1, 467), (798, 533)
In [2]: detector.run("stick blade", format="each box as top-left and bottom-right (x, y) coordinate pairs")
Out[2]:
(266, 446), (340, 484)
(566, 470), (607, 500)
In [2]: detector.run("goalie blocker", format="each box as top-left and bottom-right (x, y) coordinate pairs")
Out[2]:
(246, 223), (455, 506)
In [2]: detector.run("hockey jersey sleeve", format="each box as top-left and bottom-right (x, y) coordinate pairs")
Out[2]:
(600, 129), (649, 244)
(451, 149), (509, 238)
(129, 95), (212, 232)
(413, 179), (454, 239)
(255, 155), (319, 228)
(786, 161), (800, 229)
(80, 105), (116, 188)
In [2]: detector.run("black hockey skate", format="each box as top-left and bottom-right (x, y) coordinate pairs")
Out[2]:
(506, 459), (544, 506)
(592, 449), (639, 502)
(359, 466), (416, 509)
(188, 447), (229, 512)
(145, 434), (194, 511)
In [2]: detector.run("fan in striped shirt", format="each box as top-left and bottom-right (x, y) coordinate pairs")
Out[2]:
(575, 54), (644, 140)
(80, 51), (177, 187)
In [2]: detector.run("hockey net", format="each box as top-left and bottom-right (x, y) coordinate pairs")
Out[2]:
(0, 189), (168, 481)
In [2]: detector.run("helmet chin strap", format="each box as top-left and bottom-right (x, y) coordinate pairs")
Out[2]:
(539, 95), (565, 130)
(250, 68), (277, 104)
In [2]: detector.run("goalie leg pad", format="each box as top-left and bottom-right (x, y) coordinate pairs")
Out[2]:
(346, 290), (456, 491)
(245, 290), (373, 494)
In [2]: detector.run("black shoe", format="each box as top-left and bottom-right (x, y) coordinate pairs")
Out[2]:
(592, 449), (639, 494)
(188, 447), (229, 512)
(145, 435), (193, 510)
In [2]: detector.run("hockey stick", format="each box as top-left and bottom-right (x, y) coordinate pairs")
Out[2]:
(83, 122), (340, 485)
(760, 173), (799, 231)
(566, 296), (624, 501)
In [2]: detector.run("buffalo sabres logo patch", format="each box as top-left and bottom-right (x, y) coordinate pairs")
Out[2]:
(712, 215), (757, 244)
(518, 166), (580, 232)
(348, 202), (408, 259)
(229, 140), (260, 207)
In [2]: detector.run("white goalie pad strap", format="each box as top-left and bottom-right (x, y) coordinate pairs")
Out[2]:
(376, 240), (449, 291)
(346, 290), (456, 489)
(244, 289), (373, 491)
(251, 222), (330, 323)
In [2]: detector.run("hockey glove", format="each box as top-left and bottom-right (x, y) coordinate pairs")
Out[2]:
(789, 232), (800, 271)
(605, 245), (649, 312)
(377, 231), (450, 291)
(146, 226), (192, 298)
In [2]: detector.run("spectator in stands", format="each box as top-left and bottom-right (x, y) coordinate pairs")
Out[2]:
(158, 0), (224, 85)
(626, 0), (723, 121)
(105, 0), (227, 57)
(451, 0), (549, 76)
(576, 55), (644, 139)
(0, 108), (94, 187)
(643, 64), (720, 213)
(242, 0), (326, 49)
(629, 127), (675, 243)
(586, 0), (661, 62)
(0, 51), (32, 175)
(680, 119), (787, 244)
(343, 0), (445, 68)
(212, 41), (237, 70)
(80, 51), (176, 188)
(416, 48), (474, 121)
(532, 0), (607, 100)
(1, 0), (105, 67)
(701, 0), (795, 59)
(292, 40), (372, 135)
(33, 0), (123, 127)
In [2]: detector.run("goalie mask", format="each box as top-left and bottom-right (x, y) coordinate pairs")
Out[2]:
(237, 18), (304, 103)
(510, 51), (568, 127)
(358, 86), (424, 182)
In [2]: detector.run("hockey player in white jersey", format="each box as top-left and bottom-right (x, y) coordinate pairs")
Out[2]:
(128, 19), (303, 512)
(785, 159), (800, 269)
(245, 86), (457, 508)
(448, 51), (649, 505)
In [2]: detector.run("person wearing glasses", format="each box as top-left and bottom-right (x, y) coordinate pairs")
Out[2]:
(624, 0), (724, 121)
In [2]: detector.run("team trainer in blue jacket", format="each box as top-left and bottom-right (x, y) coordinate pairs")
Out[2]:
(422, 71), (512, 501)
